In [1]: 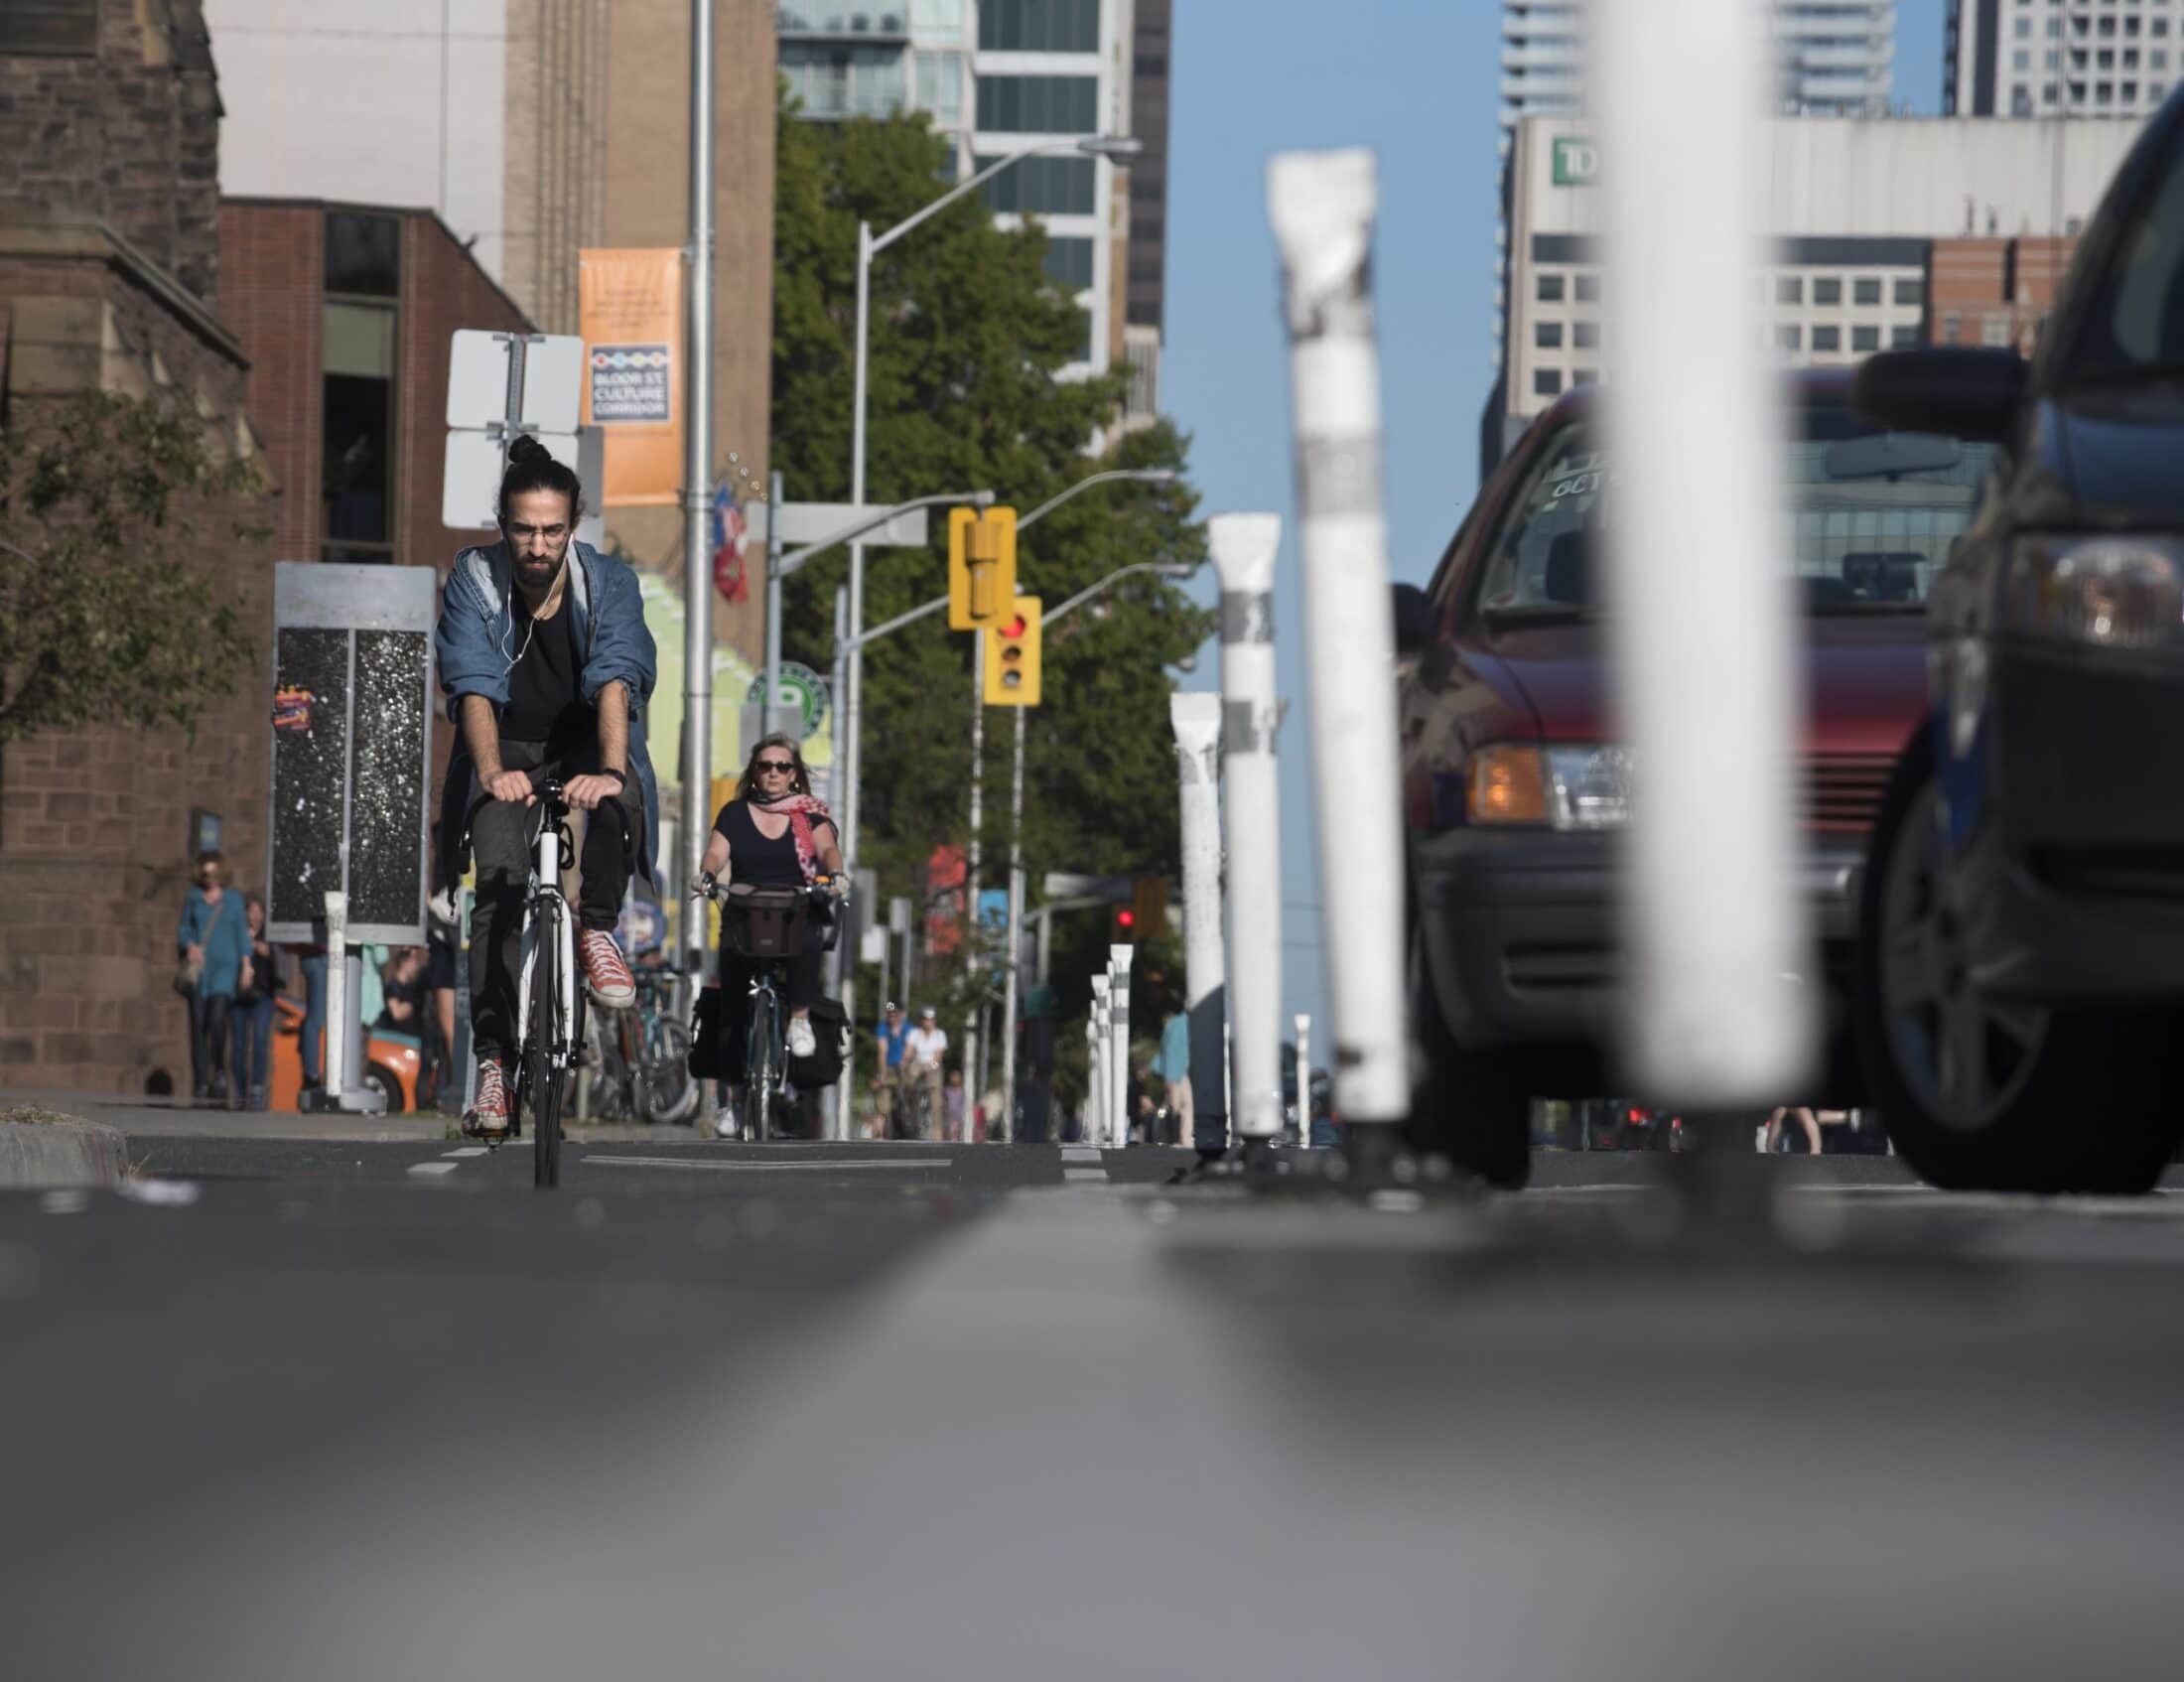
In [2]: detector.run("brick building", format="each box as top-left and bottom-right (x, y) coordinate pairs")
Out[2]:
(219, 200), (535, 569)
(0, 0), (274, 1094)
(1927, 235), (2078, 356)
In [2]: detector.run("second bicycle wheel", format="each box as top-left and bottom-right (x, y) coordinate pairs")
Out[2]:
(531, 905), (563, 1188)
(640, 1021), (702, 1125)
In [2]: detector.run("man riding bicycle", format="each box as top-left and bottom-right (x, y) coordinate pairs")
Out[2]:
(434, 436), (660, 1137)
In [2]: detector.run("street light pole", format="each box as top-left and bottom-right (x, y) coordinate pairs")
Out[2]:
(679, 0), (715, 977)
(840, 133), (1142, 1140)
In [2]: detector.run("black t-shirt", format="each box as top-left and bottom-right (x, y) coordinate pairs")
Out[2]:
(501, 593), (590, 747)
(714, 799), (834, 888)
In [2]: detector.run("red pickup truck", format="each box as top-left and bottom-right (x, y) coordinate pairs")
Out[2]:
(1394, 371), (1996, 1187)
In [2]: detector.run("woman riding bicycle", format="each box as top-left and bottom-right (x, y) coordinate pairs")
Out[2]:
(692, 734), (844, 1138)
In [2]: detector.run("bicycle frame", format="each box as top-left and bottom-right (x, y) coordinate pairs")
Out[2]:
(513, 800), (579, 1087)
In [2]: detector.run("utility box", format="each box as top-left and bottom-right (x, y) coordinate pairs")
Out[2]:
(266, 563), (436, 947)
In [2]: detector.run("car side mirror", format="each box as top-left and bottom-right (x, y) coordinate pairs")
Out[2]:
(1851, 348), (2027, 446)
(1392, 583), (1435, 655)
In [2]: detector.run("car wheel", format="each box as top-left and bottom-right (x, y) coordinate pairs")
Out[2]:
(362, 1060), (405, 1115)
(1407, 925), (1532, 1190)
(1855, 732), (2182, 1193)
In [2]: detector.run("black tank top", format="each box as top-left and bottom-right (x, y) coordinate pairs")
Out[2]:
(718, 799), (804, 887)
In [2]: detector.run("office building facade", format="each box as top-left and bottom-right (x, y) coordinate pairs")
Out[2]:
(1492, 113), (2142, 469)
(1948, 0), (2184, 118)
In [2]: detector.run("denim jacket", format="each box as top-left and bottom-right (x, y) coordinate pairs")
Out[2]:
(434, 538), (661, 886)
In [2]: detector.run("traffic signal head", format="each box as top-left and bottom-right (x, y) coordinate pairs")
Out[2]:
(983, 594), (1042, 706)
(948, 506), (1018, 631)
(1115, 907), (1136, 934)
(1131, 876), (1168, 941)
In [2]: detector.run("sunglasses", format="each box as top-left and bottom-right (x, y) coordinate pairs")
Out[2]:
(756, 760), (795, 774)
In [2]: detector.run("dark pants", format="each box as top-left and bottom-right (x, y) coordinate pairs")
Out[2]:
(193, 993), (233, 1095)
(469, 739), (636, 1062)
(229, 995), (274, 1099)
(713, 940), (824, 1084)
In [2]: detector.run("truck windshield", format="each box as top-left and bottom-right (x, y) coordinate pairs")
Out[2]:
(1475, 404), (1998, 619)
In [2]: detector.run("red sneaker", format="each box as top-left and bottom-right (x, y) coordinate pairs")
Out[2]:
(465, 1059), (510, 1138)
(580, 928), (636, 1009)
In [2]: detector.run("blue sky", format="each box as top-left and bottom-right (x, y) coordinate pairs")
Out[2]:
(1160, 0), (1948, 1045)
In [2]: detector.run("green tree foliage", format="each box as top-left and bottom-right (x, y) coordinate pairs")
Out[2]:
(0, 391), (267, 745)
(770, 96), (1211, 1044)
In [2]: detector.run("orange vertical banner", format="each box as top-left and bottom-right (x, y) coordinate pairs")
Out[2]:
(579, 248), (685, 506)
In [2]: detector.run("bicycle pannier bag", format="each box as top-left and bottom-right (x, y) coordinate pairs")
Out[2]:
(787, 995), (850, 1089)
(688, 986), (725, 1080)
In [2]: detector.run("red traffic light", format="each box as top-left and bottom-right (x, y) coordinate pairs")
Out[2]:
(998, 614), (1028, 639)
(1116, 908), (1136, 929)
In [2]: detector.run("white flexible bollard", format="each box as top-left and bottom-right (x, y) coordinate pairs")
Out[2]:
(1267, 150), (1411, 1180)
(1208, 514), (1285, 1168)
(1109, 942), (1136, 1148)
(1294, 1012), (1312, 1147)
(1594, 0), (1811, 1102)
(1089, 973), (1110, 1153)
(1170, 693), (1226, 1156)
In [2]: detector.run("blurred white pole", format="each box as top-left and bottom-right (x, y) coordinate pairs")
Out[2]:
(680, 0), (714, 980)
(1209, 514), (1285, 1150)
(1294, 1012), (1311, 1146)
(322, 890), (350, 1098)
(1267, 149), (1410, 1142)
(1089, 974), (1110, 1151)
(1170, 693), (1226, 1154)
(1109, 942), (1135, 1147)
(1595, 0), (1811, 1101)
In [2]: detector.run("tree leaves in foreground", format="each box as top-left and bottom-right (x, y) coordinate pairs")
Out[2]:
(0, 391), (268, 745)
(770, 94), (1212, 1085)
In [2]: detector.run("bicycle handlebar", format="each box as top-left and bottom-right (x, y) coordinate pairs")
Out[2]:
(462, 770), (633, 857)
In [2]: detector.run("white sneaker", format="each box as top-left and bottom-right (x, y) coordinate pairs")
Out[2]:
(713, 1105), (739, 1140)
(787, 1014), (817, 1058)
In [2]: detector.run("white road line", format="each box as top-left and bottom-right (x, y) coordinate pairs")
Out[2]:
(581, 1155), (952, 1173)
(1064, 1168), (1106, 1183)
(443, 1147), (489, 1159)
(407, 1162), (461, 1178)
(1061, 1148), (1101, 1164)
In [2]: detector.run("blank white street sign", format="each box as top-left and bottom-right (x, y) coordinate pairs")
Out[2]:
(446, 331), (585, 434)
(443, 426), (605, 550)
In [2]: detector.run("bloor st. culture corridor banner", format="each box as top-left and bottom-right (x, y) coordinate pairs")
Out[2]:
(579, 248), (684, 506)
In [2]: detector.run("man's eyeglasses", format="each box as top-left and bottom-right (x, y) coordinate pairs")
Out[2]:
(756, 760), (795, 774)
(505, 523), (569, 543)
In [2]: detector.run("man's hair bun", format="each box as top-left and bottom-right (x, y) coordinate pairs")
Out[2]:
(497, 433), (585, 526)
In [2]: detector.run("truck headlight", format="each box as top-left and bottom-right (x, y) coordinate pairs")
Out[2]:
(1468, 745), (1631, 830)
(2007, 537), (2184, 650)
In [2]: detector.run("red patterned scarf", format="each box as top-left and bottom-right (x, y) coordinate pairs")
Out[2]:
(749, 792), (832, 883)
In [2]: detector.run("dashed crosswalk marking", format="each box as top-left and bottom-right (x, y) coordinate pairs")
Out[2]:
(406, 1162), (461, 1179)
(444, 1148), (489, 1159)
(1062, 1147), (1101, 1165)
(1064, 1168), (1106, 1183)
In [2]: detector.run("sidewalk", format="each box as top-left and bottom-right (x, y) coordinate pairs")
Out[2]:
(0, 1090), (704, 1146)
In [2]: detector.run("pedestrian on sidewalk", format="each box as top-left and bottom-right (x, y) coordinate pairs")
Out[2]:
(227, 894), (281, 1111)
(1151, 997), (1192, 1148)
(175, 851), (249, 1106)
(943, 1066), (967, 1144)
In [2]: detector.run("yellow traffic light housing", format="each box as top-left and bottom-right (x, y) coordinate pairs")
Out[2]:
(948, 506), (1018, 631)
(1131, 876), (1168, 941)
(984, 596), (1042, 706)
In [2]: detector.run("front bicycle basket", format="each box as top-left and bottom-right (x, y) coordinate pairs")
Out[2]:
(723, 884), (808, 959)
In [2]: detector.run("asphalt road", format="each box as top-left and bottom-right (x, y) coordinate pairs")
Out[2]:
(5, 1127), (2183, 1679)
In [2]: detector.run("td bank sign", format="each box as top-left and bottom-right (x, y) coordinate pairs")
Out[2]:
(1552, 136), (1599, 187)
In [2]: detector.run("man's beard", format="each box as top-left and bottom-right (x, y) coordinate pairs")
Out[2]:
(514, 550), (566, 595)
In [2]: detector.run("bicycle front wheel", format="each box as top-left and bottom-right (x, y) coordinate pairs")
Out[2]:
(531, 905), (563, 1188)
(743, 987), (777, 1143)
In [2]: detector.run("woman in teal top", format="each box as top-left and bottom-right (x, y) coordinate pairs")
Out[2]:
(176, 851), (250, 1105)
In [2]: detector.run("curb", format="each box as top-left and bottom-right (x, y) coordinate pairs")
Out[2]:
(0, 1119), (131, 1190)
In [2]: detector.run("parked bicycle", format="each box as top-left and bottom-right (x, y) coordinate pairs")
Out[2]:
(583, 966), (699, 1125)
(696, 873), (840, 1142)
(464, 774), (630, 1187)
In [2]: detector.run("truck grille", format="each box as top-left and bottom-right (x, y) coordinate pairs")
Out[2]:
(1802, 754), (1893, 836)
